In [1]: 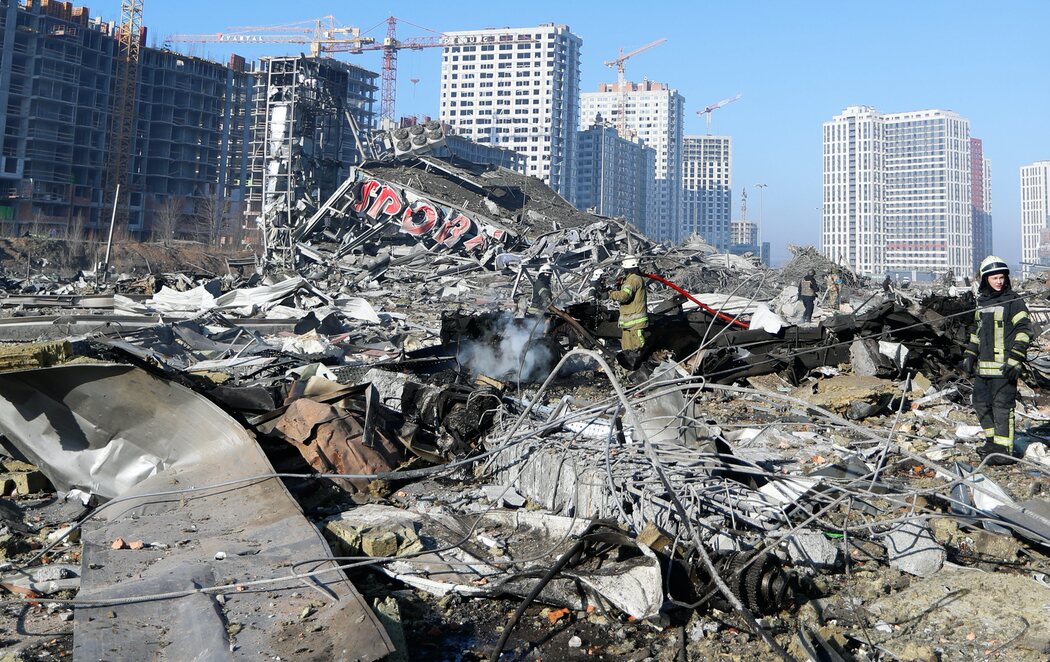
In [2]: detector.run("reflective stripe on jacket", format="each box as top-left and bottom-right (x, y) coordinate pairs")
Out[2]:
(963, 290), (1031, 377)
(610, 272), (648, 329)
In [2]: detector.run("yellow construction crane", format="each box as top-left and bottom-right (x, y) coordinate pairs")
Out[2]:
(603, 38), (667, 137)
(103, 0), (143, 231)
(169, 16), (468, 124)
(168, 16), (374, 58)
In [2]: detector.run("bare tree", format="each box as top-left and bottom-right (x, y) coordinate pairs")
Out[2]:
(63, 210), (86, 242)
(194, 192), (229, 245)
(64, 211), (89, 270)
(151, 195), (186, 246)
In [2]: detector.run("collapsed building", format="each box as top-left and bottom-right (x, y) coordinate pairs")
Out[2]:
(1, 141), (1050, 662)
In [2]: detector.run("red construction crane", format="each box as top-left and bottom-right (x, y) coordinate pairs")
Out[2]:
(603, 38), (667, 137)
(344, 17), (446, 124)
(698, 94), (742, 132)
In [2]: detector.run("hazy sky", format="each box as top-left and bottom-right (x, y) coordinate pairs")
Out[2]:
(110, 0), (1050, 267)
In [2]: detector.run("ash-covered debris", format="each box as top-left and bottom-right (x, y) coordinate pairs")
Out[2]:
(1, 157), (1050, 661)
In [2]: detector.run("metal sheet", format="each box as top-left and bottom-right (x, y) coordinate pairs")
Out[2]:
(0, 364), (393, 661)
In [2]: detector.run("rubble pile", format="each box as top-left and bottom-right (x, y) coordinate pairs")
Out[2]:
(1, 158), (1049, 661)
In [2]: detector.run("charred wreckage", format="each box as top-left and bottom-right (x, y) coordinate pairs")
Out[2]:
(0, 139), (1049, 661)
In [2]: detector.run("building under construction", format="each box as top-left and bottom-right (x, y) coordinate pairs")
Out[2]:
(0, 1), (269, 239)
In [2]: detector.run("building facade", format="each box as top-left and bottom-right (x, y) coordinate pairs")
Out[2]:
(0, 0), (253, 237)
(682, 135), (731, 250)
(580, 80), (684, 242)
(0, 0), (115, 231)
(573, 120), (654, 229)
(1020, 161), (1050, 277)
(823, 106), (972, 281)
(137, 50), (252, 241)
(970, 138), (993, 272)
(730, 219), (757, 248)
(438, 24), (581, 200)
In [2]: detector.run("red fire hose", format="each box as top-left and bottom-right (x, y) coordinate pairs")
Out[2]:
(642, 272), (750, 329)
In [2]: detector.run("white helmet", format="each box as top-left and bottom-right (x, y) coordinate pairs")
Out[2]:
(622, 255), (639, 269)
(538, 264), (553, 275)
(979, 255), (1009, 279)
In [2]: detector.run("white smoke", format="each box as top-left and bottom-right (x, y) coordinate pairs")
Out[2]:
(459, 313), (554, 383)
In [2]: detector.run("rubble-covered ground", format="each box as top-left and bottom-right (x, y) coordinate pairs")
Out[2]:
(1, 157), (1049, 662)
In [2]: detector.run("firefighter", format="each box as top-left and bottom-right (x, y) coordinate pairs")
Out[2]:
(528, 264), (553, 314)
(798, 269), (820, 323)
(609, 255), (648, 352)
(962, 256), (1031, 465)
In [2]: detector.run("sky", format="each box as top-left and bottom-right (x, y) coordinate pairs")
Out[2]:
(104, 0), (1050, 267)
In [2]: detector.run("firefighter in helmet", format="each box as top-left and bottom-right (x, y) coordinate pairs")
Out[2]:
(962, 256), (1031, 465)
(609, 254), (648, 352)
(528, 264), (554, 314)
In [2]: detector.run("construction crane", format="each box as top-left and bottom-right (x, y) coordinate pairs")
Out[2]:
(344, 17), (446, 124)
(168, 16), (374, 59)
(169, 17), (437, 123)
(698, 94), (742, 132)
(603, 38), (666, 137)
(102, 0), (143, 233)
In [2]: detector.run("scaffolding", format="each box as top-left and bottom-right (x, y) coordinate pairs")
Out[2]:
(246, 56), (377, 266)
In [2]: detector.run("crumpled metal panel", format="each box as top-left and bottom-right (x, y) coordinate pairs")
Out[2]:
(0, 364), (393, 662)
(273, 398), (403, 493)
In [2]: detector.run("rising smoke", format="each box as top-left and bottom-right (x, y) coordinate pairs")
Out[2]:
(458, 313), (555, 383)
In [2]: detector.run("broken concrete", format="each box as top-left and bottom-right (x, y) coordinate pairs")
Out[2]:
(882, 520), (946, 577)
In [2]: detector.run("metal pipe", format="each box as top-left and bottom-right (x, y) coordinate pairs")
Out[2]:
(100, 183), (120, 287)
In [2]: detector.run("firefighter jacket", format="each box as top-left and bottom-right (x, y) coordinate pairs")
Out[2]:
(610, 272), (648, 329)
(529, 279), (552, 313)
(964, 288), (1031, 378)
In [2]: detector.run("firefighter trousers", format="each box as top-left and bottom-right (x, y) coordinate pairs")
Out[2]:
(620, 326), (646, 351)
(971, 376), (1017, 448)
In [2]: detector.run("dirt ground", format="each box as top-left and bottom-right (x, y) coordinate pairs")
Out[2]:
(0, 236), (254, 280)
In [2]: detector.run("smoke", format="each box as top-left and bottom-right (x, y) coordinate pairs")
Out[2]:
(458, 313), (555, 383)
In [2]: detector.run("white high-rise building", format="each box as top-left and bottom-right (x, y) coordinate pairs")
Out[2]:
(683, 135), (731, 250)
(823, 106), (973, 281)
(438, 24), (581, 200)
(1020, 161), (1050, 277)
(580, 81), (684, 242)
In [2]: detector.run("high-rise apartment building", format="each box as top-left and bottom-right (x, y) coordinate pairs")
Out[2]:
(573, 120), (654, 229)
(438, 24), (581, 200)
(823, 106), (972, 281)
(682, 135), (731, 250)
(970, 138), (993, 271)
(580, 80), (684, 242)
(0, 0), (252, 236)
(1020, 161), (1050, 276)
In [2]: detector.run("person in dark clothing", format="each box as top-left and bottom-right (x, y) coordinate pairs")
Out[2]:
(528, 264), (553, 314)
(798, 269), (819, 323)
(962, 256), (1031, 466)
(882, 274), (892, 292)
